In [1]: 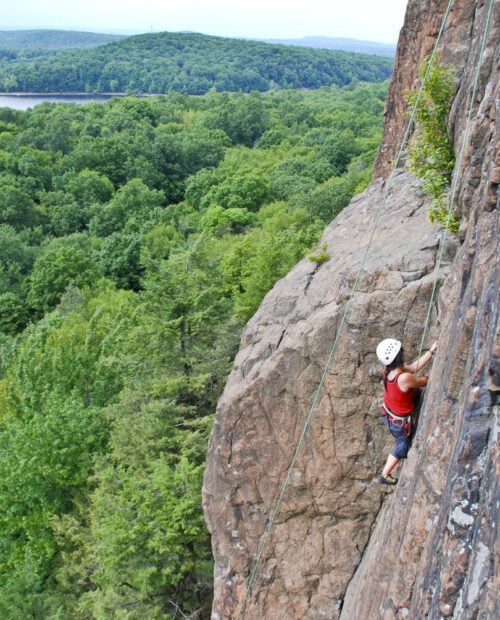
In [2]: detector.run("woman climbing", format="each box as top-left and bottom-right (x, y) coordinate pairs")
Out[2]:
(376, 338), (438, 485)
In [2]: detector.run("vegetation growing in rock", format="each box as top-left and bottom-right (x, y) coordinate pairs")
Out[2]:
(406, 60), (458, 232)
(0, 82), (386, 617)
(308, 243), (330, 264)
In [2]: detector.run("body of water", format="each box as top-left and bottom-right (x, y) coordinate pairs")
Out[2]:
(0, 94), (115, 110)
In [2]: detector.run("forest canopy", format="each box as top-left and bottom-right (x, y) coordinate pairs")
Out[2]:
(0, 31), (393, 94)
(0, 81), (387, 618)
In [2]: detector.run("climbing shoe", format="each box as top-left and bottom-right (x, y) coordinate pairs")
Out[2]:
(378, 474), (398, 485)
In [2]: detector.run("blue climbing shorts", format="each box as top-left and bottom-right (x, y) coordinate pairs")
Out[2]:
(381, 414), (412, 459)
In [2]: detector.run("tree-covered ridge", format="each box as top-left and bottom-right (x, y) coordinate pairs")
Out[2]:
(0, 30), (393, 94)
(0, 82), (386, 617)
(0, 29), (126, 50)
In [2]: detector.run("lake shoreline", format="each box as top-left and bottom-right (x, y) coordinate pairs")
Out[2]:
(0, 93), (128, 110)
(0, 92), (161, 97)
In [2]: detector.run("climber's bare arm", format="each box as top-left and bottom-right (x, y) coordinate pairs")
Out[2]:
(398, 372), (428, 391)
(404, 341), (438, 374)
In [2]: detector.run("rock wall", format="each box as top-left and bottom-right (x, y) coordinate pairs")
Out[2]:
(203, 0), (499, 618)
(341, 0), (499, 617)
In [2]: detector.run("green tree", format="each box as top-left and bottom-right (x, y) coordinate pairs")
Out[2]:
(222, 202), (323, 320)
(40, 190), (86, 236)
(65, 135), (130, 185)
(0, 286), (141, 617)
(202, 93), (269, 146)
(142, 238), (233, 379)
(97, 231), (143, 290)
(27, 235), (99, 313)
(199, 204), (254, 235)
(0, 31), (392, 95)
(152, 124), (229, 201)
(0, 180), (38, 230)
(53, 395), (213, 619)
(64, 168), (115, 206)
(140, 221), (183, 264)
(0, 292), (30, 334)
(0, 224), (37, 294)
(294, 154), (373, 222)
(12, 146), (59, 195)
(89, 178), (165, 236)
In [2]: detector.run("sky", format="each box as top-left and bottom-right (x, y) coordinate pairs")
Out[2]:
(0, 0), (408, 44)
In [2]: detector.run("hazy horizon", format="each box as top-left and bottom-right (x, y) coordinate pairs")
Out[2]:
(0, 1), (408, 45)
(0, 27), (398, 48)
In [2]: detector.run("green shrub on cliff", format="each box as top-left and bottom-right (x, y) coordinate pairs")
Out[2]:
(406, 60), (458, 232)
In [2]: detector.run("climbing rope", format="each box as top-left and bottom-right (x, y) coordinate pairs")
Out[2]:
(243, 0), (491, 602)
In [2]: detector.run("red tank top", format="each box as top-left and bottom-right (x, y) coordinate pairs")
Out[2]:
(384, 371), (415, 415)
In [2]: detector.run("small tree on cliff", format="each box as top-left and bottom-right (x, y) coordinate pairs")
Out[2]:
(406, 60), (458, 232)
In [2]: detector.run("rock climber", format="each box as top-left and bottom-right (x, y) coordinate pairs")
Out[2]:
(376, 338), (438, 485)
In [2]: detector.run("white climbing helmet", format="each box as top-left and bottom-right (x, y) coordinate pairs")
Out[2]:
(376, 338), (402, 365)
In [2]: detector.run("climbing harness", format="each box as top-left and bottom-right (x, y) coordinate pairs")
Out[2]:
(380, 404), (412, 437)
(243, 0), (495, 606)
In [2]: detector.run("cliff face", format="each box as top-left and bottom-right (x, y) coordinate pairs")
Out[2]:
(341, 1), (500, 617)
(203, 1), (499, 618)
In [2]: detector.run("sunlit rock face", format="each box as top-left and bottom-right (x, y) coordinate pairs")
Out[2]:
(203, 0), (499, 618)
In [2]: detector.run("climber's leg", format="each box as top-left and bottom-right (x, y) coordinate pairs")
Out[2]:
(378, 420), (411, 485)
(382, 453), (399, 477)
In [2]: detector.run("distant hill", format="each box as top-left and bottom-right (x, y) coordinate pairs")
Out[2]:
(0, 29), (126, 50)
(0, 31), (393, 95)
(262, 36), (396, 57)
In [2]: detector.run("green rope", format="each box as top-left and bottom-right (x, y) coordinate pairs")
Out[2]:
(418, 0), (496, 358)
(244, 0), (458, 602)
